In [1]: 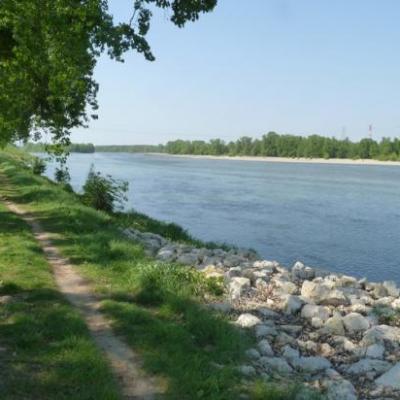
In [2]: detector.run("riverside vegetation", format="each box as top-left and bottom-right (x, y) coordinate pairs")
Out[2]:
(2, 149), (400, 399)
(25, 132), (400, 161)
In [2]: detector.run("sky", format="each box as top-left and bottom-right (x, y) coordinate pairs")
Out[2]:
(70, 0), (400, 145)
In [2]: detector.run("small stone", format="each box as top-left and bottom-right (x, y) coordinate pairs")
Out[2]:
(281, 345), (300, 361)
(321, 315), (345, 336)
(255, 324), (278, 338)
(346, 358), (391, 376)
(0, 295), (13, 304)
(235, 313), (261, 328)
(291, 356), (331, 373)
(281, 294), (303, 315)
(326, 380), (357, 400)
(238, 365), (256, 376)
(245, 348), (261, 360)
(365, 344), (385, 359)
(342, 312), (370, 334)
(301, 304), (331, 321)
(383, 281), (400, 297)
(258, 339), (274, 356)
(259, 357), (293, 374)
(375, 362), (400, 389)
(229, 277), (251, 300)
(292, 261), (315, 280)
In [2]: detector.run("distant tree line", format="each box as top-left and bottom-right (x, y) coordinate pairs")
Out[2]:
(163, 133), (400, 161)
(24, 142), (95, 153)
(96, 145), (163, 153)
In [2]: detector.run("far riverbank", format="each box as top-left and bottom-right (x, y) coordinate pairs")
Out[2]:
(148, 153), (400, 166)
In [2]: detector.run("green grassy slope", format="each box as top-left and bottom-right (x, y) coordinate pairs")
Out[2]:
(0, 149), (302, 399)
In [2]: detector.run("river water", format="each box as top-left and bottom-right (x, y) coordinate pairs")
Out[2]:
(43, 152), (400, 283)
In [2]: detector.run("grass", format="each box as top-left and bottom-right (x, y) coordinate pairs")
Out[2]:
(0, 203), (121, 399)
(0, 148), (304, 399)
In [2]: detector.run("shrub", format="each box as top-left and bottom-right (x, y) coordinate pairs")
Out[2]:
(54, 167), (71, 184)
(32, 157), (46, 175)
(82, 165), (128, 213)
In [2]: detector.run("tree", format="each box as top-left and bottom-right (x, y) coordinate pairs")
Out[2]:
(0, 0), (217, 148)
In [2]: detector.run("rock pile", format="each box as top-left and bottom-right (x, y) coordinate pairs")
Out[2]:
(123, 228), (400, 399)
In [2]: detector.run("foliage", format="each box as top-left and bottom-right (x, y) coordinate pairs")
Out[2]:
(82, 165), (128, 212)
(55, 166), (71, 184)
(31, 157), (46, 175)
(96, 144), (164, 153)
(24, 141), (96, 153)
(163, 132), (400, 160)
(0, 1), (217, 149)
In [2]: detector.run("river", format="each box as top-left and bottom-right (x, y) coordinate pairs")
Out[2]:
(43, 152), (400, 283)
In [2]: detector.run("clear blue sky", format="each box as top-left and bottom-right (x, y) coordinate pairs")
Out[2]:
(70, 0), (400, 145)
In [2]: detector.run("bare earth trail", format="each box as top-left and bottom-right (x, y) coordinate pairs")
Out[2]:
(1, 191), (165, 400)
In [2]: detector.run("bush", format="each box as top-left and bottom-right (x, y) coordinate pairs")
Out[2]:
(54, 166), (71, 184)
(32, 157), (46, 175)
(82, 165), (128, 213)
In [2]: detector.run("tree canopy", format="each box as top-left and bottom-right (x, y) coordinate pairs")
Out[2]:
(0, 0), (217, 148)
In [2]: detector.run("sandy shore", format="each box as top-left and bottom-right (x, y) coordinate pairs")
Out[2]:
(148, 153), (400, 166)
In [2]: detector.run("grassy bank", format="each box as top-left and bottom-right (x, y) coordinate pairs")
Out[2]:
(0, 203), (121, 399)
(0, 149), (303, 399)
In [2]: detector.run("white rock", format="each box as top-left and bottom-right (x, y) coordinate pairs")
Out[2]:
(375, 362), (400, 389)
(362, 325), (400, 346)
(342, 312), (370, 333)
(273, 278), (298, 295)
(258, 339), (274, 356)
(383, 281), (400, 297)
(301, 280), (348, 306)
(229, 277), (251, 300)
(157, 248), (176, 261)
(321, 315), (345, 336)
(392, 298), (400, 310)
(235, 313), (262, 328)
(281, 294), (303, 315)
(301, 304), (331, 321)
(292, 261), (315, 280)
(326, 380), (357, 400)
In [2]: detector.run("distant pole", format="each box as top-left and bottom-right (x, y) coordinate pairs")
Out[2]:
(368, 124), (373, 139)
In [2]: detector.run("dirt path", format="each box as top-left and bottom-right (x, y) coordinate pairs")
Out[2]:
(2, 198), (165, 400)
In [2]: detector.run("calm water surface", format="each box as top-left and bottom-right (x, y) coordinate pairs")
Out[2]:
(44, 153), (400, 283)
